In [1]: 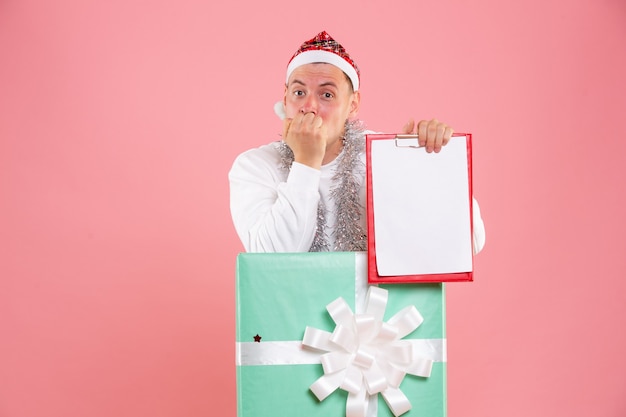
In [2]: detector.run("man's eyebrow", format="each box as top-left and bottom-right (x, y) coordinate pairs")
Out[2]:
(289, 79), (306, 86)
(319, 81), (339, 88)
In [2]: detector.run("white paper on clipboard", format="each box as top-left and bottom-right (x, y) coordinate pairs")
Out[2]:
(370, 135), (473, 276)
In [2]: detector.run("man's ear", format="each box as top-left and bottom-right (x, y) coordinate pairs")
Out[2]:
(349, 91), (361, 118)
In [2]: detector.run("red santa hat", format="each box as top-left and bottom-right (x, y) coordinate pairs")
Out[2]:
(286, 31), (360, 92)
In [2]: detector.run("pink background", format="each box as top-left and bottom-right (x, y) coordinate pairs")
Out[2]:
(2, 0), (625, 416)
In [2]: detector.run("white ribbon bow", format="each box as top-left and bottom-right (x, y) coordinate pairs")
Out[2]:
(302, 286), (434, 417)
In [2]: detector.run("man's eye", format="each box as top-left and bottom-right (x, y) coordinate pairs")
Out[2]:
(294, 90), (305, 96)
(323, 92), (334, 99)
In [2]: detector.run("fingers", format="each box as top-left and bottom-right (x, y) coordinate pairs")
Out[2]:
(283, 113), (322, 140)
(309, 112), (323, 128)
(441, 125), (454, 148)
(292, 112), (323, 130)
(402, 119), (416, 134)
(417, 119), (454, 153)
(282, 112), (327, 169)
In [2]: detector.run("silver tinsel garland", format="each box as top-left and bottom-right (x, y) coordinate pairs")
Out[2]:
(277, 120), (368, 252)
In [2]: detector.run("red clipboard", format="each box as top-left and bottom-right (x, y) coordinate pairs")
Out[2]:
(366, 133), (474, 284)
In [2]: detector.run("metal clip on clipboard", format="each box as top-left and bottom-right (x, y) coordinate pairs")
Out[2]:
(394, 134), (424, 148)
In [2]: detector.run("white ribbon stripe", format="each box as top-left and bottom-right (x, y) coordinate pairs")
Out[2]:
(236, 338), (445, 366)
(302, 285), (435, 417)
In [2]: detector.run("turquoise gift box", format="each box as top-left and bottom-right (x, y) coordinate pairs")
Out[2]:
(236, 252), (447, 417)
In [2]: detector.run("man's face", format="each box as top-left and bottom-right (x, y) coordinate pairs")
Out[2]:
(284, 63), (360, 144)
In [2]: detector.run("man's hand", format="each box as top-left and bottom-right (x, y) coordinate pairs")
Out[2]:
(402, 118), (454, 153)
(282, 112), (328, 169)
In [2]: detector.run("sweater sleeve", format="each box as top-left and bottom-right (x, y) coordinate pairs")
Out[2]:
(229, 147), (321, 252)
(472, 197), (486, 254)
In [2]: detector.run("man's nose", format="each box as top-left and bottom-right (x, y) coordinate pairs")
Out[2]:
(300, 96), (318, 115)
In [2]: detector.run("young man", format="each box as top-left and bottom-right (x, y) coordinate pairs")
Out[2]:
(229, 31), (485, 253)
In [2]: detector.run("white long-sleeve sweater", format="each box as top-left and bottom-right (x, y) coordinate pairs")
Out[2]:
(229, 141), (485, 253)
